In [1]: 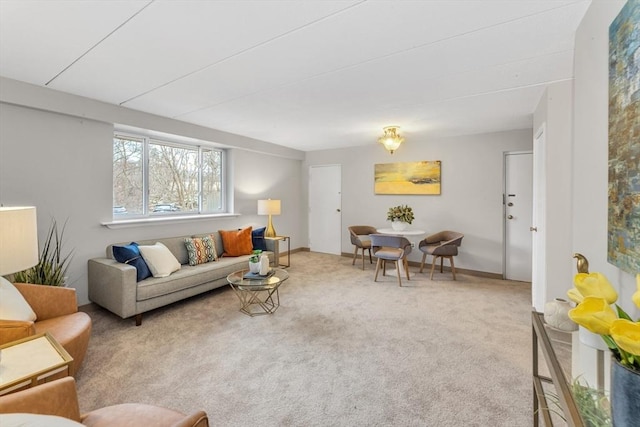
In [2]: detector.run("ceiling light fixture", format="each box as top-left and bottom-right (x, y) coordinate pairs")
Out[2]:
(378, 126), (404, 154)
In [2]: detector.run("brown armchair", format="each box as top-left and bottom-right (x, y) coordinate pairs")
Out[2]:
(418, 231), (464, 280)
(0, 283), (91, 376)
(348, 226), (378, 270)
(0, 377), (209, 427)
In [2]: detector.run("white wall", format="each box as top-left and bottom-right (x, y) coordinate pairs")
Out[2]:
(573, 0), (636, 313)
(0, 87), (303, 306)
(533, 80), (574, 302)
(303, 129), (532, 275)
(571, 0), (636, 389)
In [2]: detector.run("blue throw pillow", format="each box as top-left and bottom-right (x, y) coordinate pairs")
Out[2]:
(252, 227), (267, 251)
(112, 242), (152, 282)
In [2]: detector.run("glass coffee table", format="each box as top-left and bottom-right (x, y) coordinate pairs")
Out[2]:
(227, 268), (289, 317)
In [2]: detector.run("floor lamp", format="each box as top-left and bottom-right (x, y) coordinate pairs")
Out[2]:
(258, 199), (281, 238)
(0, 206), (39, 287)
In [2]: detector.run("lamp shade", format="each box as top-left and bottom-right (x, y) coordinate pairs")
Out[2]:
(0, 206), (39, 275)
(257, 199), (281, 216)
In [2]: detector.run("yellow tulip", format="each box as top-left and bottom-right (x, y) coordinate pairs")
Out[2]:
(568, 297), (618, 335)
(633, 274), (640, 309)
(574, 272), (618, 304)
(566, 288), (584, 304)
(610, 319), (640, 356)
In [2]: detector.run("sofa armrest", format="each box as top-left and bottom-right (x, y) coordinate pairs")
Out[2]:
(0, 377), (82, 421)
(0, 319), (35, 345)
(14, 283), (78, 320)
(88, 258), (138, 319)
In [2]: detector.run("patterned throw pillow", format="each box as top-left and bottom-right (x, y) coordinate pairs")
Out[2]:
(219, 227), (254, 256)
(184, 236), (217, 266)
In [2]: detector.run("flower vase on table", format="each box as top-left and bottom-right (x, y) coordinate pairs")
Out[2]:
(391, 220), (408, 232)
(387, 205), (414, 232)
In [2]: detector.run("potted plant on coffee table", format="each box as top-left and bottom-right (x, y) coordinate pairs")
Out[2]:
(248, 250), (262, 274)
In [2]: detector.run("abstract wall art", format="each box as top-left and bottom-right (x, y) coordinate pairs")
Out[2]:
(607, 0), (640, 274)
(374, 161), (441, 195)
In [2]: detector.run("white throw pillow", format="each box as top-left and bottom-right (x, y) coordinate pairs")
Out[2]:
(0, 413), (84, 427)
(0, 276), (37, 321)
(138, 242), (181, 278)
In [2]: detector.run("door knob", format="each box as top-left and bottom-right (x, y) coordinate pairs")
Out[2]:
(507, 215), (514, 219)
(530, 226), (538, 232)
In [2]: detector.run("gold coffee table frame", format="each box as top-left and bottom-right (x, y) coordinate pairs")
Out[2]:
(0, 332), (73, 395)
(227, 269), (289, 317)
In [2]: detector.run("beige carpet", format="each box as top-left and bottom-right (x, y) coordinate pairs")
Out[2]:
(76, 252), (533, 426)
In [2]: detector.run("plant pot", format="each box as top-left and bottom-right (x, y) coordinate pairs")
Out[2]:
(249, 261), (260, 274)
(578, 326), (609, 351)
(391, 220), (407, 231)
(611, 357), (640, 427)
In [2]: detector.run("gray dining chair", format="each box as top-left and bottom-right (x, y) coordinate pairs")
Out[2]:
(369, 234), (412, 286)
(418, 231), (464, 280)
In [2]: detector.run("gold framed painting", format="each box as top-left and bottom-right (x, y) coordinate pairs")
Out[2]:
(374, 161), (441, 195)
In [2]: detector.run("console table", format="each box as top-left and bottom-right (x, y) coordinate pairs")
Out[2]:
(532, 311), (611, 426)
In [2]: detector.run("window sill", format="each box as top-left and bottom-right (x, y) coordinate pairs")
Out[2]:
(102, 213), (241, 229)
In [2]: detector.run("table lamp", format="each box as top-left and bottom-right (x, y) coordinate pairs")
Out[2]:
(257, 199), (281, 238)
(0, 206), (39, 286)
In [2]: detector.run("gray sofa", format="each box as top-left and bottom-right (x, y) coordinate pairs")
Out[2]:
(88, 233), (273, 325)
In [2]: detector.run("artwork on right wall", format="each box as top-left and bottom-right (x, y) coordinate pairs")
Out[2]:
(607, 0), (640, 274)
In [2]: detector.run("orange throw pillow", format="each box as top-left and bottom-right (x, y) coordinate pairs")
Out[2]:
(219, 227), (254, 256)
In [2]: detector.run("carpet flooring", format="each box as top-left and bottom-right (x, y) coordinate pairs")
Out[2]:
(76, 251), (533, 426)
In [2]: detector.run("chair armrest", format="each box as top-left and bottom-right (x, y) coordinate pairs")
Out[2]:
(14, 283), (78, 320)
(172, 411), (209, 427)
(0, 319), (35, 345)
(0, 377), (82, 421)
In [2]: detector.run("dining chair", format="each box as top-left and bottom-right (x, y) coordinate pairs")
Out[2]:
(369, 234), (412, 286)
(418, 231), (464, 280)
(348, 225), (377, 270)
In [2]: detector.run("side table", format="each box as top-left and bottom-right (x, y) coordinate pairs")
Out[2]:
(0, 332), (73, 395)
(265, 235), (291, 268)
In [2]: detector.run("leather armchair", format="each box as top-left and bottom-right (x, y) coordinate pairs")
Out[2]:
(0, 377), (209, 427)
(348, 226), (378, 270)
(0, 283), (91, 376)
(418, 231), (464, 280)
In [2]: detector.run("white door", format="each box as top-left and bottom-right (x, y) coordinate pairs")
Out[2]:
(504, 151), (533, 282)
(309, 165), (341, 255)
(531, 126), (547, 312)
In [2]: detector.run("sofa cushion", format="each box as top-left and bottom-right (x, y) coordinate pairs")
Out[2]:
(252, 227), (267, 251)
(184, 236), (217, 266)
(138, 243), (181, 278)
(219, 227), (253, 256)
(0, 277), (37, 321)
(112, 243), (153, 282)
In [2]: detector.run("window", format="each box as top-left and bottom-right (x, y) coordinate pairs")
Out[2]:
(113, 133), (224, 218)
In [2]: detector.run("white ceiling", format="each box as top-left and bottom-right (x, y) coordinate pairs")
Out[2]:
(0, 0), (591, 152)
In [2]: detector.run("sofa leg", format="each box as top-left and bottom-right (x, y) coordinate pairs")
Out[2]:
(135, 314), (142, 326)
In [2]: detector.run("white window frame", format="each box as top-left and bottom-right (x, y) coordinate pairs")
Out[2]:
(111, 131), (230, 223)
